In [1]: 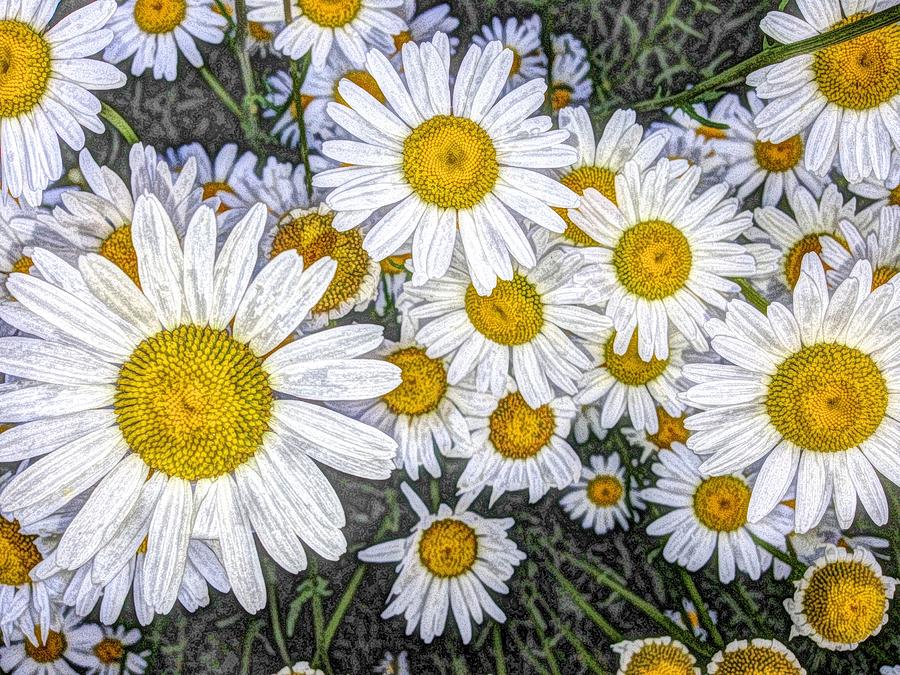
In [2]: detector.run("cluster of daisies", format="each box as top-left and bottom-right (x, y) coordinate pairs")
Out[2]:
(0, 0), (898, 671)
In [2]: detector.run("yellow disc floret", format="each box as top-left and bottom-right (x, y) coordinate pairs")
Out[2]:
(382, 347), (447, 416)
(10, 255), (32, 275)
(586, 474), (624, 507)
(133, 0), (187, 34)
(24, 630), (67, 664)
(604, 332), (669, 386)
(613, 220), (692, 300)
(418, 518), (478, 578)
(202, 181), (234, 213)
(0, 21), (51, 119)
(754, 136), (804, 173)
(693, 475), (751, 532)
(465, 273), (543, 345)
(93, 638), (124, 665)
(115, 325), (273, 481)
(646, 408), (690, 450)
(713, 644), (803, 675)
(99, 225), (140, 287)
(489, 392), (555, 460)
(802, 559), (888, 645)
(889, 183), (900, 206)
(335, 70), (385, 106)
(551, 85), (573, 112)
(0, 516), (42, 586)
(623, 641), (697, 675)
(556, 165), (617, 246)
(298, 0), (360, 27)
(872, 265), (898, 289)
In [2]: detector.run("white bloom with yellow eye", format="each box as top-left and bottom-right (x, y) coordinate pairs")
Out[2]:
(164, 143), (259, 220)
(84, 625), (148, 675)
(707, 638), (805, 675)
(848, 152), (900, 216)
(622, 406), (693, 462)
(0, 610), (104, 675)
(549, 33), (591, 112)
(820, 205), (900, 289)
(472, 15), (546, 92)
(649, 98), (733, 181)
(612, 636), (700, 675)
(276, 662), (324, 675)
(559, 453), (643, 534)
(388, 0), (458, 57)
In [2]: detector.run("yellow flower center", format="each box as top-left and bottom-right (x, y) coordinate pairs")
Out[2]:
(783, 233), (831, 289)
(551, 85), (573, 111)
(10, 255), (32, 275)
(464, 273), (543, 345)
(418, 518), (478, 578)
(646, 407), (689, 450)
(402, 115), (499, 210)
(754, 136), (804, 173)
(555, 165), (617, 246)
(623, 641), (697, 675)
(813, 12), (900, 110)
(334, 70), (385, 106)
(202, 181), (234, 213)
(289, 94), (314, 119)
(889, 183), (900, 206)
(586, 474), (624, 507)
(692, 475), (750, 532)
(802, 559), (887, 645)
(382, 347), (447, 416)
(133, 0), (186, 34)
(872, 265), (898, 289)
(766, 343), (887, 453)
(697, 125), (727, 140)
(93, 638), (124, 665)
(509, 50), (523, 76)
(99, 225), (141, 287)
(270, 211), (370, 315)
(24, 630), (67, 664)
(249, 21), (273, 41)
(0, 516), (42, 586)
(613, 220), (692, 300)
(489, 391), (555, 460)
(297, 0), (360, 27)
(0, 21), (51, 119)
(379, 252), (410, 273)
(392, 29), (412, 52)
(713, 645), (802, 675)
(604, 332), (669, 386)
(114, 325), (273, 481)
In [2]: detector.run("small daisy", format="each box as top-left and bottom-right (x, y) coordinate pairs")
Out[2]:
(789, 508), (890, 566)
(623, 406), (692, 462)
(374, 650), (410, 675)
(649, 98), (733, 181)
(313, 33), (579, 295)
(276, 662), (325, 675)
(472, 16), (546, 92)
(212, 0), (279, 55)
(0, 205), (63, 305)
(572, 404), (608, 444)
(642, 443), (794, 583)
(820, 205), (900, 289)
(374, 249), (409, 315)
(359, 483), (525, 644)
(707, 638), (805, 675)
(0, 610), (103, 675)
(665, 598), (718, 642)
(85, 625), (148, 675)
(881, 667), (900, 675)
(750, 0), (900, 182)
(549, 34), (591, 112)
(611, 636), (700, 675)
(785, 546), (897, 651)
(242, 157), (326, 230)
(681, 253), (900, 533)
(848, 152), (900, 216)
(104, 0), (226, 81)
(388, 0), (457, 55)
(164, 143), (259, 219)
(559, 452), (643, 534)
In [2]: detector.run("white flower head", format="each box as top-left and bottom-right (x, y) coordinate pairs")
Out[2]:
(549, 34), (591, 112)
(706, 638), (805, 675)
(559, 452), (644, 534)
(0, 609), (104, 675)
(84, 624), (149, 675)
(820, 205), (900, 289)
(612, 636), (700, 675)
(472, 15), (547, 93)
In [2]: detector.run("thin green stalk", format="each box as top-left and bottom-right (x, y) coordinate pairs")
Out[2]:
(239, 619), (264, 675)
(678, 568), (724, 648)
(99, 102), (139, 145)
(544, 562), (624, 644)
(198, 66), (243, 118)
(492, 624), (508, 675)
(748, 533), (806, 578)
(233, 0), (259, 107)
(430, 476), (441, 512)
(733, 278), (770, 314)
(539, 600), (609, 675)
(524, 599), (562, 675)
(263, 561), (292, 667)
(509, 630), (552, 675)
(289, 54), (314, 195)
(734, 585), (769, 637)
(312, 564), (367, 668)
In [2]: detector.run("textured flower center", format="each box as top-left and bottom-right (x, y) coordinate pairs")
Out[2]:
(93, 638), (124, 665)
(586, 474), (624, 507)
(270, 211), (370, 315)
(604, 332), (669, 386)
(464, 273), (543, 345)
(10, 255), (32, 274)
(556, 165), (617, 246)
(0, 516), (42, 586)
(889, 183), (900, 206)
(714, 646), (802, 675)
(813, 13), (900, 110)
(379, 252), (410, 273)
(783, 233), (830, 289)
(646, 407), (689, 450)
(334, 70), (385, 106)
(297, 0), (360, 27)
(382, 347), (447, 416)
(0, 21), (51, 119)
(249, 21), (272, 41)
(802, 560), (887, 644)
(766, 343), (887, 453)
(202, 181), (234, 213)
(489, 392), (555, 460)
(613, 220), (692, 299)
(24, 630), (66, 664)
(99, 225), (141, 287)
(697, 125), (727, 140)
(551, 85), (573, 111)
(418, 518), (477, 578)
(392, 29), (412, 52)
(133, 0), (186, 33)
(402, 115), (499, 209)
(693, 475), (750, 532)
(115, 325), (273, 481)
(623, 642), (697, 675)
(754, 136), (803, 173)
(509, 50), (523, 76)
(872, 265), (898, 289)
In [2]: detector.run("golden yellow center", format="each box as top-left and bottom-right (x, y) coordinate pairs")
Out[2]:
(379, 253), (410, 273)
(99, 225), (141, 287)
(813, 13), (900, 110)
(889, 183), (900, 206)
(697, 125), (728, 140)
(93, 638), (124, 665)
(613, 220), (692, 299)
(586, 474), (624, 507)
(509, 50), (523, 76)
(10, 255), (32, 274)
(418, 518), (477, 578)
(114, 325), (273, 481)
(693, 475), (750, 532)
(382, 347), (447, 416)
(289, 94), (314, 119)
(646, 407), (690, 450)
(0, 516), (42, 586)
(0, 21), (51, 119)
(488, 391), (555, 460)
(754, 136), (803, 173)
(133, 0), (186, 33)
(402, 115), (499, 209)
(714, 646), (802, 675)
(297, 0), (360, 27)
(334, 70), (385, 106)
(270, 211), (370, 315)
(203, 181), (234, 213)
(551, 85), (573, 111)
(783, 233), (830, 289)
(464, 273), (543, 345)
(249, 21), (273, 41)
(766, 343), (887, 453)
(24, 630), (66, 664)
(555, 165), (617, 246)
(802, 559), (887, 644)
(604, 332), (669, 386)
(872, 265), (898, 289)
(623, 642), (697, 675)
(392, 29), (412, 52)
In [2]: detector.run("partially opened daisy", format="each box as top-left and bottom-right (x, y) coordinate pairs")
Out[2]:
(313, 33), (580, 295)
(649, 99), (732, 181)
(388, 0), (458, 56)
(358, 483), (525, 644)
(549, 34), (591, 112)
(681, 253), (900, 533)
(0, 0), (125, 206)
(85, 625), (148, 675)
(165, 143), (259, 219)
(820, 205), (900, 289)
(707, 639), (805, 675)
(785, 546), (896, 651)
(665, 598), (718, 642)
(623, 406), (692, 462)
(0, 609), (103, 675)
(472, 15), (546, 92)
(612, 637), (700, 675)
(559, 452), (644, 534)
(848, 153), (900, 216)
(750, 0), (900, 182)
(0, 195), (401, 615)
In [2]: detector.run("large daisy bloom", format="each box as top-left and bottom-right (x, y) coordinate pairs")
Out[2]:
(611, 636), (700, 675)
(0, 194), (401, 615)
(749, 0), (900, 182)
(559, 452), (644, 534)
(0, 609), (103, 675)
(313, 33), (580, 295)
(707, 639), (805, 675)
(681, 253), (900, 533)
(472, 15), (546, 92)
(104, 0), (226, 81)
(642, 443), (794, 583)
(570, 158), (761, 359)
(0, 0), (125, 206)
(84, 625), (148, 675)
(784, 545), (897, 651)
(358, 483), (525, 644)
(820, 205), (900, 289)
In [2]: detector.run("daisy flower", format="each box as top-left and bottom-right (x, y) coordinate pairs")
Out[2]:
(571, 158), (761, 360)
(388, 0), (457, 56)
(241, 157), (325, 230)
(0, 610), (103, 675)
(882, 668), (900, 675)
(707, 638), (805, 675)
(750, 0), (900, 182)
(374, 650), (410, 675)
(611, 636), (700, 675)
(559, 452), (644, 534)
(164, 143), (259, 218)
(358, 483), (525, 644)
(785, 546), (897, 651)
(0, 205), (63, 306)
(848, 152), (900, 216)
(681, 254), (900, 533)
(642, 443), (794, 583)
(572, 404), (608, 444)
(374, 249), (409, 315)
(549, 34), (591, 112)
(104, 0), (226, 81)
(820, 205), (900, 289)
(313, 33), (580, 295)
(665, 598), (718, 642)
(0, 0), (125, 206)
(401, 242), (608, 407)
(789, 508), (890, 565)
(276, 662), (324, 675)
(622, 406), (692, 462)
(648, 99), (732, 181)
(0, 194), (401, 615)
(472, 16), (547, 92)
(85, 625), (148, 675)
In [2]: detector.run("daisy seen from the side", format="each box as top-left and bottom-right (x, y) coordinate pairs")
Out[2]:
(387, 0), (457, 57)
(820, 204), (900, 289)
(622, 406), (693, 462)
(559, 452), (644, 534)
(549, 33), (591, 112)
(165, 143), (259, 219)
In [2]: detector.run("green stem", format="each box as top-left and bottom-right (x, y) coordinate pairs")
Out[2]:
(99, 102), (139, 145)
(233, 0), (259, 106)
(632, 4), (900, 112)
(289, 54), (314, 196)
(263, 561), (292, 667)
(678, 568), (724, 649)
(239, 619), (264, 675)
(312, 564), (367, 668)
(492, 624), (508, 675)
(430, 476), (441, 512)
(545, 562), (624, 644)
(524, 599), (562, 675)
(539, 600), (610, 675)
(733, 278), (770, 314)
(748, 533), (806, 578)
(198, 66), (243, 118)
(509, 630), (552, 675)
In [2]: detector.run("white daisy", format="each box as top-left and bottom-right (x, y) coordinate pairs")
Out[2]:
(642, 442), (794, 583)
(164, 142), (259, 220)
(374, 650), (410, 675)
(611, 636), (700, 675)
(707, 638), (805, 675)
(0, 194), (401, 615)
(665, 598), (718, 642)
(681, 253), (900, 533)
(84, 625), (148, 675)
(881, 667), (900, 675)
(820, 205), (900, 289)
(104, 0), (226, 81)
(212, 0), (279, 56)
(241, 156), (322, 230)
(388, 0), (457, 56)
(313, 33), (580, 295)
(0, 609), (103, 675)
(572, 404), (608, 444)
(649, 98), (732, 181)
(0, 204), (61, 305)
(549, 34), (591, 112)
(358, 483), (525, 644)
(472, 16), (546, 92)
(848, 152), (900, 216)
(276, 662), (325, 675)
(750, 0), (900, 182)
(559, 452), (644, 534)
(622, 406), (693, 462)
(789, 507), (890, 565)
